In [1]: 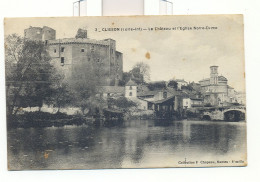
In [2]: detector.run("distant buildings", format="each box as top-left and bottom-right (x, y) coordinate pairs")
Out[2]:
(175, 79), (188, 90)
(24, 26), (123, 86)
(24, 26), (244, 113)
(183, 97), (203, 109)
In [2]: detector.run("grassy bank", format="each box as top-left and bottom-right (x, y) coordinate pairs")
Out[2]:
(7, 111), (91, 129)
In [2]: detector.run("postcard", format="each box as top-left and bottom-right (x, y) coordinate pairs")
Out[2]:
(4, 15), (246, 170)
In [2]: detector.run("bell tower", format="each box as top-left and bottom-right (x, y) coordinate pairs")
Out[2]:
(210, 66), (219, 85)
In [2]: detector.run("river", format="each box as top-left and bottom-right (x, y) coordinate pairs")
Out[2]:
(7, 119), (247, 170)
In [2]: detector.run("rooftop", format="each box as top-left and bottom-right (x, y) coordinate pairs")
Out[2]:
(150, 96), (175, 104)
(218, 76), (228, 81)
(47, 38), (113, 46)
(126, 79), (137, 86)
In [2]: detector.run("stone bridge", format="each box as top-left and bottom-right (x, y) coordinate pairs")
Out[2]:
(202, 106), (246, 121)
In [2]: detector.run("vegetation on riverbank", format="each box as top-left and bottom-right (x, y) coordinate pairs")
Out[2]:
(7, 111), (90, 129)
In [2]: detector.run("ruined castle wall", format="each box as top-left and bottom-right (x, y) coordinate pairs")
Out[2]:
(48, 44), (73, 80)
(24, 27), (43, 41)
(42, 26), (56, 41)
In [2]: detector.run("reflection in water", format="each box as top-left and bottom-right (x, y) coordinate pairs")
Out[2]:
(7, 120), (246, 170)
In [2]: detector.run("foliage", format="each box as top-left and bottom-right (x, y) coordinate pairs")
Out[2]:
(85, 96), (107, 116)
(45, 82), (74, 112)
(186, 110), (200, 118)
(122, 62), (150, 85)
(67, 61), (101, 114)
(167, 80), (178, 89)
(131, 62), (150, 84)
(147, 81), (166, 91)
(5, 34), (62, 116)
(107, 97), (137, 111)
(181, 84), (194, 91)
(204, 103), (212, 107)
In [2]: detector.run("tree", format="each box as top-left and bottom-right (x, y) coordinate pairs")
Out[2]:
(134, 62), (150, 82)
(68, 61), (100, 115)
(125, 62), (151, 84)
(45, 82), (74, 113)
(5, 34), (62, 116)
(167, 80), (178, 89)
(107, 97), (137, 113)
(147, 81), (166, 91)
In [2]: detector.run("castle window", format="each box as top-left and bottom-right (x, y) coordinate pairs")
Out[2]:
(61, 47), (65, 52)
(91, 45), (94, 51)
(130, 86), (132, 90)
(129, 92), (132, 96)
(97, 59), (100, 63)
(88, 58), (91, 62)
(61, 57), (65, 65)
(54, 49), (56, 53)
(81, 48), (85, 52)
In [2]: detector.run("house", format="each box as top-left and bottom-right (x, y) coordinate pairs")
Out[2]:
(183, 97), (203, 109)
(125, 79), (138, 98)
(137, 88), (183, 118)
(176, 79), (188, 90)
(98, 86), (125, 98)
(124, 79), (150, 110)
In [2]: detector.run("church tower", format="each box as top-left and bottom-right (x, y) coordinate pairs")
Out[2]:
(210, 66), (219, 85)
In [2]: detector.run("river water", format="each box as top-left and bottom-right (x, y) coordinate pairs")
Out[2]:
(7, 120), (247, 170)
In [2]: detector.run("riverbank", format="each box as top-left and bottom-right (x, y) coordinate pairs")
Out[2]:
(7, 111), (92, 129)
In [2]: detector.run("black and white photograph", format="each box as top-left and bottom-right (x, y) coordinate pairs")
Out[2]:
(4, 15), (247, 170)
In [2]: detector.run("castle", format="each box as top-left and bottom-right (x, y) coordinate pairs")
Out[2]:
(24, 26), (123, 86)
(199, 66), (236, 106)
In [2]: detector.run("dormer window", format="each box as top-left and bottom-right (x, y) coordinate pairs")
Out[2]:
(163, 92), (167, 99)
(130, 86), (132, 90)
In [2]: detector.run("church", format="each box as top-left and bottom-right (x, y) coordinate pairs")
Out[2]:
(199, 66), (236, 106)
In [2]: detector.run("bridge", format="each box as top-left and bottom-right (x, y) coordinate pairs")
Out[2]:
(201, 106), (246, 121)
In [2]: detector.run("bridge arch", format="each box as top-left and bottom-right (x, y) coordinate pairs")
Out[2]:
(224, 110), (245, 122)
(202, 115), (211, 121)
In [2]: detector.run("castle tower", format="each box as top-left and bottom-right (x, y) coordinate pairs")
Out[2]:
(75, 28), (88, 39)
(24, 26), (56, 41)
(210, 66), (219, 85)
(125, 79), (137, 98)
(24, 26), (43, 41)
(42, 26), (56, 41)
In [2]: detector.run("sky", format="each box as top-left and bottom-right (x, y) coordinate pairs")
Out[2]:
(4, 15), (245, 91)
